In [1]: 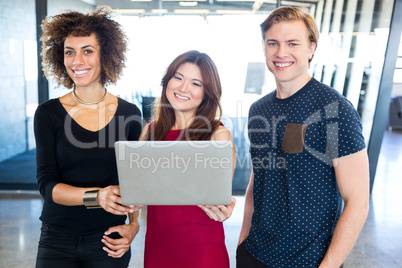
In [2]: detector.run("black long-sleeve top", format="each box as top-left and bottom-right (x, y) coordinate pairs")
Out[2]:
(34, 98), (142, 235)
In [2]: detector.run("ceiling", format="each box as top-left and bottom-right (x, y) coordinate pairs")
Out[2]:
(92, 0), (320, 16)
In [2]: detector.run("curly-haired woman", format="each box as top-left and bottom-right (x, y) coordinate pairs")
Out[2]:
(34, 7), (142, 268)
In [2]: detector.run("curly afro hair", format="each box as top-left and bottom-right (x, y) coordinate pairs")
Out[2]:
(40, 6), (128, 89)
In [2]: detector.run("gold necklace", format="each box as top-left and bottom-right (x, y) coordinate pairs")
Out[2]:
(72, 88), (108, 105)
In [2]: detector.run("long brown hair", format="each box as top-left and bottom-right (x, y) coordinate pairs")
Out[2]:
(146, 50), (222, 141)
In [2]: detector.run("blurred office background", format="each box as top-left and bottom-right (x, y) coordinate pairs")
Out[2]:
(0, 0), (401, 267)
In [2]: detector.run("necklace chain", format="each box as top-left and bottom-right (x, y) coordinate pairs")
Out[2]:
(72, 88), (108, 105)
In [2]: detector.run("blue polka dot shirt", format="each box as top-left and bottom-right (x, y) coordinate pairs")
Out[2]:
(245, 78), (366, 268)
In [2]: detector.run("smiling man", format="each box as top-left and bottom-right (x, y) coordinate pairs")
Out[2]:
(237, 6), (370, 268)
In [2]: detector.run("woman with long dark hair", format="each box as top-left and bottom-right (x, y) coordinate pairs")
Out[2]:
(140, 50), (236, 267)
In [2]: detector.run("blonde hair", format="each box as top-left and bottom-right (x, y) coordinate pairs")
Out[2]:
(260, 6), (319, 63)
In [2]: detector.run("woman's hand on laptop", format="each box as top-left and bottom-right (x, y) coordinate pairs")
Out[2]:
(198, 197), (236, 222)
(98, 186), (143, 215)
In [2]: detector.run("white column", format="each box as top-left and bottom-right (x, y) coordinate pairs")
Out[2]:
(312, 0), (324, 80)
(333, 0), (358, 95)
(361, 0), (395, 141)
(345, 0), (376, 109)
(322, 0), (344, 86)
(315, 0), (333, 82)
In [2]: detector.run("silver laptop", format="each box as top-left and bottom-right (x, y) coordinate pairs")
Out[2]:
(114, 140), (233, 205)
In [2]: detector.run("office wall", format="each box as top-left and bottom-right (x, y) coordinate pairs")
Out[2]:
(0, 0), (95, 163)
(0, 0), (37, 162)
(48, 0), (94, 15)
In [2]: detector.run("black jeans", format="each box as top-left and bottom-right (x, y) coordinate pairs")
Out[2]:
(236, 241), (271, 268)
(35, 224), (131, 268)
(236, 241), (343, 268)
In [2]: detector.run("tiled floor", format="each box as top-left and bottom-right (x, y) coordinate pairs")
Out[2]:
(1, 130), (402, 267)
